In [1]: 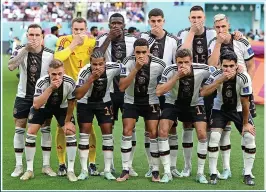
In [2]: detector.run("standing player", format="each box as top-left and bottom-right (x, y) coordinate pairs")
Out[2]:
(54, 17), (98, 176)
(208, 14), (255, 179)
(75, 51), (121, 180)
(176, 6), (242, 177)
(116, 38), (165, 182)
(156, 48), (211, 183)
(8, 24), (55, 178)
(96, 13), (137, 176)
(201, 50), (256, 185)
(20, 60), (78, 181)
(140, 8), (180, 178)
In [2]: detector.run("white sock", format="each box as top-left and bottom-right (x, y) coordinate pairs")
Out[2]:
(243, 133), (256, 176)
(144, 131), (152, 167)
(182, 128), (193, 169)
(25, 133), (37, 171)
(208, 131), (221, 175)
(78, 133), (89, 172)
(121, 135), (132, 171)
(197, 139), (207, 175)
(14, 127), (25, 166)
(102, 134), (114, 172)
(129, 127), (136, 168)
(41, 126), (52, 167)
(150, 138), (160, 171)
(220, 127), (231, 170)
(66, 135), (77, 172)
(169, 134), (178, 168)
(158, 137), (171, 174)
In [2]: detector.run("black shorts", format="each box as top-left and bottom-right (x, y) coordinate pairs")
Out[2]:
(209, 109), (255, 134)
(204, 92), (216, 123)
(77, 101), (113, 125)
(122, 103), (160, 120)
(249, 94), (256, 118)
(159, 95), (166, 110)
(110, 92), (124, 121)
(28, 107), (75, 127)
(13, 97), (33, 119)
(160, 103), (207, 123)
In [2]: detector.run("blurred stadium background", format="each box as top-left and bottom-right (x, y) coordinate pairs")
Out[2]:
(1, 1), (264, 190)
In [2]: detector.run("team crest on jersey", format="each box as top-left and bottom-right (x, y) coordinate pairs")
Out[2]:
(13, 108), (17, 115)
(196, 46), (204, 54)
(115, 51), (123, 59)
(30, 65), (37, 73)
(13, 51), (18, 56)
(181, 80), (190, 86)
(226, 90), (232, 97)
(183, 86), (190, 92)
(28, 112), (34, 120)
(138, 76), (146, 84)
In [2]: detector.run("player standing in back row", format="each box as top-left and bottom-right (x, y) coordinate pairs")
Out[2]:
(8, 24), (55, 178)
(54, 17), (98, 176)
(140, 8), (181, 178)
(96, 13), (137, 176)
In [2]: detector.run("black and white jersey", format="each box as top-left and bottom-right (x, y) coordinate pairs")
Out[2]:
(120, 55), (166, 105)
(205, 69), (252, 112)
(177, 27), (216, 64)
(140, 30), (178, 66)
(10, 45), (54, 99)
(34, 74), (76, 108)
(160, 63), (211, 106)
(208, 36), (254, 71)
(96, 33), (137, 93)
(76, 62), (121, 104)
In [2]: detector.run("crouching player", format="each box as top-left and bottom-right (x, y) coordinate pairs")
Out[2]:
(200, 50), (256, 186)
(20, 60), (78, 182)
(75, 51), (121, 180)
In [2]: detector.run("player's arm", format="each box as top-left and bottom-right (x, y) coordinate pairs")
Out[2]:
(156, 73), (181, 96)
(33, 86), (53, 110)
(65, 99), (75, 123)
(8, 46), (29, 71)
(246, 58), (255, 80)
(240, 73), (255, 135)
(207, 39), (221, 67)
(179, 31), (195, 50)
(243, 41), (255, 80)
(75, 77), (94, 99)
(54, 36), (82, 61)
(119, 68), (139, 92)
(200, 74), (223, 97)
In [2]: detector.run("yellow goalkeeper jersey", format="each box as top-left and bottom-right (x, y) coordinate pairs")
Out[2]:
(54, 35), (96, 81)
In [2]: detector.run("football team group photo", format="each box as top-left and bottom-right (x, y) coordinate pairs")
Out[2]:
(1, 1), (264, 191)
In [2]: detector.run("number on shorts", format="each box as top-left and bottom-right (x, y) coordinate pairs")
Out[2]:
(196, 106), (202, 115)
(151, 104), (157, 113)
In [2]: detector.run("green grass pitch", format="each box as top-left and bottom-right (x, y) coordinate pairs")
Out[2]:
(2, 54), (264, 190)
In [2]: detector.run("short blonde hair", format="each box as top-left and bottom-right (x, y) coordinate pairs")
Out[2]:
(49, 59), (64, 69)
(213, 14), (228, 23)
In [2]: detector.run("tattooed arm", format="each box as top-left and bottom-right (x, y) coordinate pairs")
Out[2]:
(8, 46), (29, 71)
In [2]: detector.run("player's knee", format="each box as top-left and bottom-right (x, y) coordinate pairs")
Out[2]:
(65, 127), (76, 136)
(209, 131), (221, 147)
(149, 129), (157, 139)
(15, 118), (27, 128)
(123, 126), (133, 136)
(158, 126), (168, 138)
(243, 132), (256, 148)
(27, 128), (38, 135)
